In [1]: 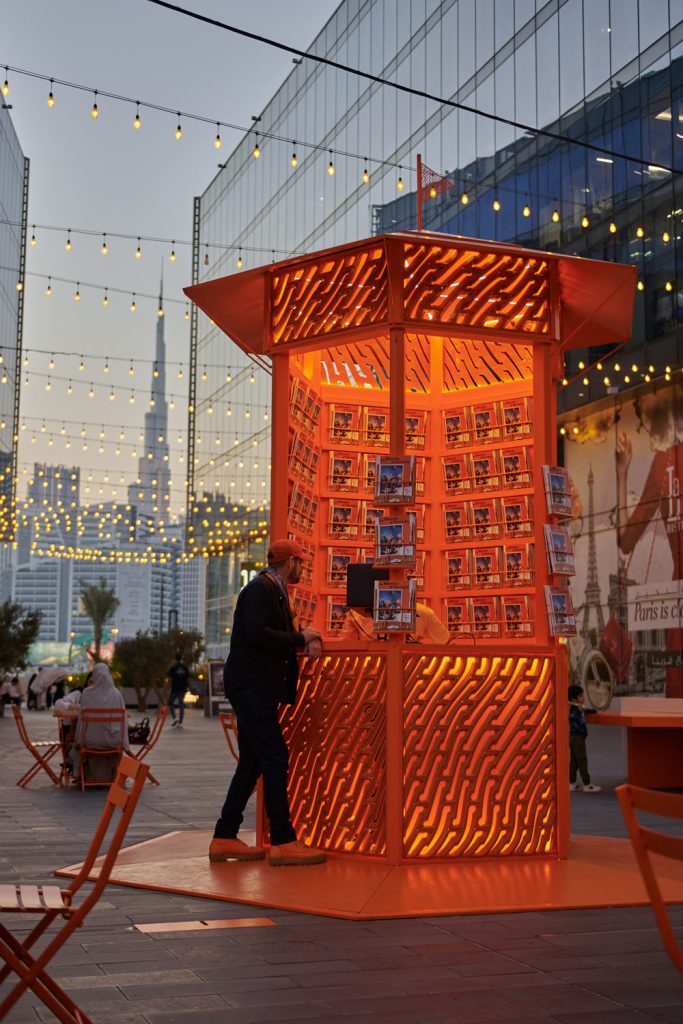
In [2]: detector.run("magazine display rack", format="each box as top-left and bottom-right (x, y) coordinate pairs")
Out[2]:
(187, 231), (635, 869)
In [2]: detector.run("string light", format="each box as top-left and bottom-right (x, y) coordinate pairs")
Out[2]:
(362, 162), (369, 184)
(662, 231), (670, 243)
(130, 294), (136, 312)
(74, 284), (80, 302)
(581, 215), (589, 228)
(637, 280), (644, 291)
(184, 305), (190, 320)
(65, 231), (72, 252)
(397, 174), (404, 192)
(290, 144), (298, 168)
(204, 244), (210, 267)
(552, 209), (560, 223)
(522, 202), (531, 218)
(175, 114), (182, 140)
(30, 226), (37, 247)
(91, 90), (99, 119)
(461, 191), (469, 205)
(214, 123), (221, 149)
(169, 244), (176, 263)
(237, 248), (243, 269)
(78, 357), (85, 372)
(101, 233), (108, 255)
(609, 221), (617, 233)
(665, 281), (673, 291)
(2, 70), (9, 97)
(492, 197), (501, 212)
(252, 133), (260, 159)
(327, 152), (335, 176)
(134, 104), (141, 129)
(102, 289), (109, 307)
(636, 226), (644, 238)
(47, 80), (55, 107)
(135, 238), (142, 259)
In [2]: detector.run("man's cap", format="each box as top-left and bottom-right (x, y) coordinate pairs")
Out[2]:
(267, 538), (303, 564)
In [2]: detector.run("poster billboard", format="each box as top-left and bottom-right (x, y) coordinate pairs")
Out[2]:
(562, 379), (682, 697)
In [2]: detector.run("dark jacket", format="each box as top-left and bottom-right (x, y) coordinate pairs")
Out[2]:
(223, 572), (306, 704)
(569, 702), (588, 737)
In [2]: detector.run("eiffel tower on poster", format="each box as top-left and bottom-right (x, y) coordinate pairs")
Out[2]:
(580, 465), (605, 639)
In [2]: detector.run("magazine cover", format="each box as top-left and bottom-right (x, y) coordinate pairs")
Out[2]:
(502, 595), (532, 636)
(329, 403), (360, 444)
(329, 452), (359, 491)
(500, 395), (531, 437)
(363, 453), (377, 492)
(443, 407), (471, 447)
(472, 401), (500, 442)
(501, 445), (531, 487)
(542, 465), (573, 516)
(502, 494), (532, 536)
(373, 579), (416, 631)
(375, 513), (416, 566)
(328, 501), (359, 537)
(470, 497), (500, 538)
(304, 391), (322, 431)
(327, 597), (347, 634)
(544, 585), (577, 636)
(360, 502), (384, 540)
(443, 454), (470, 495)
(327, 548), (354, 587)
(474, 546), (501, 587)
(445, 597), (469, 634)
(543, 524), (576, 575)
(364, 407), (390, 447)
(470, 595), (500, 636)
(444, 501), (470, 542)
(290, 377), (308, 423)
(470, 450), (500, 490)
(446, 549), (471, 589)
(405, 410), (427, 449)
(504, 543), (532, 585)
(375, 455), (416, 503)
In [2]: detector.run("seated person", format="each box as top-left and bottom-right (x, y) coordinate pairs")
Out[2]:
(71, 664), (129, 781)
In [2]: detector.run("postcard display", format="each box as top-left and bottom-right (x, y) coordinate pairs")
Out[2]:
(186, 233), (636, 886)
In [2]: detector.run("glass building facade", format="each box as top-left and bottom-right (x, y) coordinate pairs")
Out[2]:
(192, 0), (683, 655)
(0, 105), (28, 545)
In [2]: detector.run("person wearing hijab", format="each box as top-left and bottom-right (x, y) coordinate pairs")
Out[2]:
(71, 664), (129, 778)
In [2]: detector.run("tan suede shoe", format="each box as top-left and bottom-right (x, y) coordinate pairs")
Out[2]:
(209, 837), (265, 862)
(269, 840), (326, 866)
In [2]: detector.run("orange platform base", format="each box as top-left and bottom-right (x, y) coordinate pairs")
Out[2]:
(55, 830), (683, 921)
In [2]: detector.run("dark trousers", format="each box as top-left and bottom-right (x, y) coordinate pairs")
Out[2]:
(214, 688), (296, 846)
(168, 691), (185, 723)
(569, 734), (590, 785)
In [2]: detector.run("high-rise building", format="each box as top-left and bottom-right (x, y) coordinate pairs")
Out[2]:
(191, 0), (683, 660)
(0, 102), (28, 544)
(128, 279), (171, 516)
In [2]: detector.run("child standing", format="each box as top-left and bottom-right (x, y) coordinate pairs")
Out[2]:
(568, 684), (601, 793)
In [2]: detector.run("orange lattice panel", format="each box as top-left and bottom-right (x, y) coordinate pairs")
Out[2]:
(403, 654), (556, 859)
(403, 243), (549, 334)
(321, 334), (433, 394)
(437, 335), (534, 391)
(272, 245), (388, 346)
(279, 653), (388, 856)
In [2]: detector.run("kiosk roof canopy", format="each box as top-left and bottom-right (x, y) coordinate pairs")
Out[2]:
(185, 232), (635, 357)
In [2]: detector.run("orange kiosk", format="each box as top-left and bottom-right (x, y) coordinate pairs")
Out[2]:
(187, 232), (635, 872)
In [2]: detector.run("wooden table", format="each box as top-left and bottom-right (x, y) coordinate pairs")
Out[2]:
(592, 710), (683, 788)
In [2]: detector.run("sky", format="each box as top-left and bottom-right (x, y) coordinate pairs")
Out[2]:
(3, 0), (340, 519)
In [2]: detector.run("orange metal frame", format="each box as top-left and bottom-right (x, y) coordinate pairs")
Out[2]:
(186, 231), (635, 868)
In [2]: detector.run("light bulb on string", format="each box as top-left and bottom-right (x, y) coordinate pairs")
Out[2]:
(522, 202), (531, 218)
(492, 197), (501, 212)
(67, 381), (73, 395)
(175, 114), (182, 140)
(109, 388), (115, 401)
(15, 280), (22, 292)
(45, 278), (52, 297)
(214, 123), (222, 149)
(91, 90), (99, 119)
(135, 238), (141, 259)
(666, 281), (673, 291)
(30, 226), (36, 247)
(130, 294), (136, 312)
(102, 290), (108, 307)
(47, 80), (55, 107)
(101, 234), (108, 255)
(49, 354), (54, 369)
(663, 231), (670, 243)
(169, 244), (176, 263)
(129, 392), (135, 404)
(362, 161), (369, 184)
(609, 221), (617, 233)
(184, 305), (190, 320)
(552, 208), (560, 223)
(65, 231), (72, 252)
(204, 245), (209, 267)
(88, 384), (95, 399)
(581, 215), (589, 228)
(637, 280), (644, 291)
(252, 134), (260, 158)
(133, 103), (141, 129)
(290, 146), (298, 168)
(237, 248), (243, 269)
(2, 70), (9, 97)
(177, 366), (184, 379)
(128, 363), (134, 376)
(103, 359), (109, 373)
(636, 225), (644, 238)
(461, 191), (469, 205)
(397, 174), (404, 192)
(158, 302), (164, 317)
(328, 152), (335, 176)
(74, 284), (80, 302)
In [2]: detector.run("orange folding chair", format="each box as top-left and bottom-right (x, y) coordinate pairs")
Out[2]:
(218, 709), (239, 759)
(616, 784), (683, 975)
(0, 754), (150, 1024)
(77, 707), (126, 790)
(128, 704), (169, 784)
(12, 705), (62, 788)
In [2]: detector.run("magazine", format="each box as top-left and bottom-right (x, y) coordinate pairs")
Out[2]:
(469, 450), (500, 490)
(443, 454), (470, 495)
(542, 465), (573, 517)
(470, 497), (500, 538)
(502, 595), (532, 636)
(405, 410), (427, 449)
(501, 494), (532, 536)
(469, 595), (500, 636)
(443, 407), (471, 447)
(374, 455), (416, 504)
(290, 377), (308, 423)
(501, 445), (531, 487)
(500, 396), (531, 437)
(328, 501), (359, 538)
(329, 452), (359, 491)
(373, 578), (416, 631)
(544, 524), (576, 575)
(375, 513), (417, 566)
(474, 547), (501, 587)
(364, 407), (389, 447)
(544, 585), (577, 636)
(472, 401), (500, 442)
(444, 501), (470, 542)
(327, 548), (354, 587)
(329, 403), (360, 444)
(327, 597), (347, 634)
(363, 453), (377, 492)
(303, 390), (322, 431)
(446, 549), (471, 589)
(445, 597), (469, 634)
(360, 502), (384, 540)
(504, 543), (532, 585)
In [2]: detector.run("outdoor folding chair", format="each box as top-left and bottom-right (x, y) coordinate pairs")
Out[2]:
(616, 783), (683, 976)
(218, 709), (239, 760)
(77, 707), (126, 790)
(129, 704), (169, 784)
(12, 705), (62, 788)
(0, 754), (150, 1024)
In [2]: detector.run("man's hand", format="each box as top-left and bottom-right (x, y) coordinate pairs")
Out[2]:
(305, 638), (323, 659)
(302, 627), (321, 644)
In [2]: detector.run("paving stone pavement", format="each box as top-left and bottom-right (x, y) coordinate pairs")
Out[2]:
(1, 706), (682, 1023)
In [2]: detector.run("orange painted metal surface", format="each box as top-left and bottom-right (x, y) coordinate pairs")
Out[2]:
(185, 232), (635, 874)
(593, 712), (683, 788)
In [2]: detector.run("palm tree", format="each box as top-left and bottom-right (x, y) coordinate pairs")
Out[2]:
(79, 577), (119, 662)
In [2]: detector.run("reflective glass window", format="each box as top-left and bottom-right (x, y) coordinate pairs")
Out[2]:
(536, 14), (559, 129)
(559, 0), (584, 114)
(458, 0), (476, 87)
(609, 0), (639, 75)
(638, 0), (670, 51)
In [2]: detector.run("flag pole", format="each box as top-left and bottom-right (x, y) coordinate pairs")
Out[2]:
(416, 153), (423, 231)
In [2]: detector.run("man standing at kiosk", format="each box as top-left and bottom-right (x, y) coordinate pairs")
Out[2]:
(209, 538), (325, 866)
